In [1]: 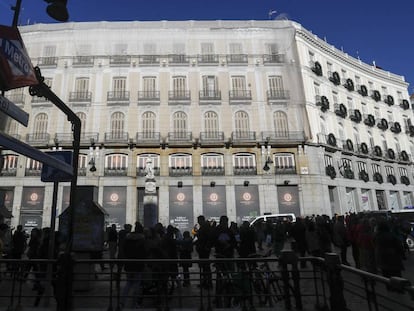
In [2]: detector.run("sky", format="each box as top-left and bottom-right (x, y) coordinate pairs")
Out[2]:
(1, 0), (413, 92)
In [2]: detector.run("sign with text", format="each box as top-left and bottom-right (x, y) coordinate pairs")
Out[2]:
(0, 95), (29, 126)
(202, 185), (226, 222)
(103, 186), (126, 229)
(0, 25), (38, 91)
(21, 187), (44, 211)
(169, 186), (194, 233)
(235, 185), (260, 223)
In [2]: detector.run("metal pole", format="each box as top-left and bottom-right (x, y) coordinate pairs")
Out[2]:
(11, 0), (22, 27)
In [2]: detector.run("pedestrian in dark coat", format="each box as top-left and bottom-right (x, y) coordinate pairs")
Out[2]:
(238, 221), (256, 258)
(374, 220), (405, 280)
(290, 217), (307, 267)
(332, 216), (350, 265)
(195, 215), (213, 288)
(11, 225), (27, 259)
(177, 231), (193, 286)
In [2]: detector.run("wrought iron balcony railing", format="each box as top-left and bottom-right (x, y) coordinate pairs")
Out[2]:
(136, 167), (160, 177)
(104, 132), (129, 143)
(168, 131), (192, 142)
(5, 94), (25, 105)
(26, 133), (50, 145)
(201, 166), (225, 176)
(199, 131), (224, 142)
(275, 166), (297, 175)
(107, 91), (130, 102)
(72, 56), (94, 66)
(135, 132), (161, 144)
(168, 91), (191, 101)
(267, 90), (290, 100)
(25, 169), (41, 176)
(38, 57), (57, 67)
(137, 91), (160, 101)
(104, 168), (127, 176)
(80, 132), (99, 145)
(139, 55), (160, 65)
(169, 166), (193, 177)
(0, 168), (17, 176)
(197, 54), (219, 64)
(109, 55), (131, 66)
(261, 131), (305, 142)
(69, 91), (92, 102)
(229, 90), (252, 100)
(199, 90), (221, 101)
(168, 54), (189, 65)
(263, 54), (284, 64)
(226, 54), (248, 64)
(231, 131), (256, 141)
(233, 166), (257, 175)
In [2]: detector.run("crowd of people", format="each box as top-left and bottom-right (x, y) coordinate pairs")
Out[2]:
(0, 211), (411, 307)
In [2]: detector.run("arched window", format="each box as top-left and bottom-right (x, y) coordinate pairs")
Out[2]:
(33, 113), (48, 139)
(338, 122), (344, 141)
(201, 153), (224, 175)
(234, 110), (249, 132)
(104, 153), (128, 176)
(137, 153), (160, 176)
(142, 111), (156, 134)
(110, 112), (125, 138)
(204, 111), (219, 133)
(173, 111), (187, 132)
(273, 111), (288, 137)
(6, 120), (19, 137)
(233, 153), (256, 175)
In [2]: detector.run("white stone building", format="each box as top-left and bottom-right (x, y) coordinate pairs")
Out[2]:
(1, 20), (413, 232)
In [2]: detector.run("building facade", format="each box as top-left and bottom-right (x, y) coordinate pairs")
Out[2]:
(1, 20), (413, 232)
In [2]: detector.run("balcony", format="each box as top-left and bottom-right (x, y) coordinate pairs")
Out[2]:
(137, 91), (160, 105)
(0, 168), (17, 177)
(201, 166), (225, 176)
(25, 168), (41, 176)
(168, 91), (191, 104)
(80, 132), (99, 145)
(55, 133), (74, 145)
(31, 96), (52, 106)
(104, 132), (129, 144)
(5, 93), (25, 105)
(73, 56), (94, 67)
(135, 132), (161, 146)
(261, 131), (305, 144)
(168, 54), (189, 65)
(197, 54), (219, 65)
(199, 131), (225, 144)
(234, 166), (257, 175)
(78, 168), (87, 176)
(169, 166), (193, 177)
(69, 91), (92, 103)
(136, 167), (160, 177)
(263, 54), (284, 64)
(38, 57), (57, 67)
(267, 90), (290, 101)
(26, 133), (50, 146)
(104, 168), (127, 176)
(231, 131), (256, 144)
(275, 166), (296, 175)
(109, 55), (131, 66)
(199, 90), (221, 103)
(138, 55), (160, 66)
(107, 91), (130, 104)
(226, 54), (248, 65)
(229, 90), (252, 104)
(168, 131), (192, 143)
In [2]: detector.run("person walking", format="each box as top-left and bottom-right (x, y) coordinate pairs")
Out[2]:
(11, 225), (27, 259)
(195, 215), (213, 289)
(177, 230), (193, 287)
(107, 224), (118, 259)
(332, 216), (350, 265)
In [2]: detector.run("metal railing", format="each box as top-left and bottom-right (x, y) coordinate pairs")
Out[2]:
(0, 252), (412, 311)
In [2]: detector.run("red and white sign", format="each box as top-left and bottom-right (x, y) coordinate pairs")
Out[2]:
(0, 25), (38, 91)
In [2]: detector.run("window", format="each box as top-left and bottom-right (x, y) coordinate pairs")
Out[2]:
(273, 111), (288, 137)
(76, 112), (87, 136)
(105, 154), (128, 170)
(324, 155), (333, 167)
(172, 76), (187, 94)
(202, 75), (218, 97)
(233, 153), (256, 168)
(2, 154), (18, 170)
(268, 75), (284, 97)
(371, 163), (381, 174)
(347, 97), (353, 110)
(137, 153), (160, 176)
(170, 153), (192, 168)
(385, 166), (394, 175)
(143, 76), (156, 92)
(33, 113), (48, 138)
(42, 45), (56, 65)
(113, 77), (126, 94)
(357, 161), (367, 173)
(142, 111), (156, 134)
(308, 51), (315, 62)
(26, 158), (42, 170)
(173, 111), (188, 133)
(75, 77), (89, 93)
(204, 111), (219, 133)
(234, 110), (250, 133)
(231, 76), (247, 95)
(332, 91), (339, 105)
(201, 43), (215, 62)
(399, 167), (408, 177)
(6, 120), (19, 137)
(314, 82), (320, 97)
(274, 153), (295, 173)
(78, 154), (88, 169)
(110, 112), (125, 137)
(201, 153), (224, 168)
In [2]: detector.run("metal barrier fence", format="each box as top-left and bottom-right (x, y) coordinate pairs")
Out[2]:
(0, 251), (413, 311)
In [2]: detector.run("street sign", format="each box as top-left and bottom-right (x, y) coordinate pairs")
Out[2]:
(0, 25), (38, 91)
(0, 132), (73, 176)
(41, 151), (73, 182)
(0, 95), (29, 126)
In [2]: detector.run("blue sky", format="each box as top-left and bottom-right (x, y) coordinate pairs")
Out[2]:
(1, 0), (413, 92)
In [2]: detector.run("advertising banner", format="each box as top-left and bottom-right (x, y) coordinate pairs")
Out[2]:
(277, 185), (301, 216)
(21, 187), (44, 211)
(102, 186), (126, 229)
(235, 185), (260, 223)
(0, 25), (38, 91)
(169, 186), (194, 233)
(202, 185), (226, 222)
(0, 187), (14, 211)
(20, 213), (42, 233)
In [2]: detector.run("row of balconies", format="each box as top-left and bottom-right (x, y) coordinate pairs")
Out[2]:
(2, 164), (295, 178)
(310, 61), (411, 111)
(25, 89), (290, 105)
(318, 133), (412, 163)
(36, 53), (284, 68)
(21, 131), (305, 148)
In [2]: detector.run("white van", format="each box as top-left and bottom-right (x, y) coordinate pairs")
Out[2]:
(249, 213), (296, 227)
